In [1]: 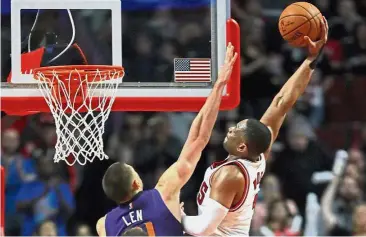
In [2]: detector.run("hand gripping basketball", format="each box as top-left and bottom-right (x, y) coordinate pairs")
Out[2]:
(217, 43), (238, 85)
(304, 16), (329, 60)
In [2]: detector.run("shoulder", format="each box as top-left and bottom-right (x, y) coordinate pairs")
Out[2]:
(96, 215), (106, 237)
(211, 164), (246, 190)
(97, 215), (106, 225)
(142, 189), (165, 203)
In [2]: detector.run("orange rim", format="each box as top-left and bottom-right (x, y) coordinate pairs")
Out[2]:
(32, 65), (124, 82)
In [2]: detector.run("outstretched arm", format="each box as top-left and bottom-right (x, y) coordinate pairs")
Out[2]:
(261, 17), (329, 159)
(156, 43), (238, 199)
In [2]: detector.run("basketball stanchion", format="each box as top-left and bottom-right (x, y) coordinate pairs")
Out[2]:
(32, 65), (124, 165)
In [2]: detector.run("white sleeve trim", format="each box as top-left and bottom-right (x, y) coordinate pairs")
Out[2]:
(182, 197), (228, 236)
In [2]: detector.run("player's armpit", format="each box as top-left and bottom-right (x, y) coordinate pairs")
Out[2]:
(96, 216), (106, 237)
(209, 165), (246, 209)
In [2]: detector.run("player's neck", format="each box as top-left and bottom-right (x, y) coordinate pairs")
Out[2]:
(227, 154), (258, 162)
(227, 154), (239, 161)
(120, 190), (143, 204)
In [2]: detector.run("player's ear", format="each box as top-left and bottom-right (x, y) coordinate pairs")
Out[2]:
(237, 143), (246, 153)
(132, 179), (140, 191)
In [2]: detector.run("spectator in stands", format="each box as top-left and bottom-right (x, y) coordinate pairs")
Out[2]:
(321, 174), (363, 235)
(240, 0), (264, 38)
(134, 113), (182, 188)
(1, 129), (35, 235)
(15, 156), (75, 235)
(126, 33), (156, 83)
(154, 42), (177, 82)
(348, 148), (365, 174)
(344, 21), (366, 76)
(344, 163), (363, 185)
(251, 174), (286, 234)
(353, 204), (366, 236)
(177, 22), (209, 58)
(22, 114), (57, 158)
(36, 220), (57, 236)
(314, 0), (334, 18)
(148, 8), (177, 40)
(241, 19), (277, 118)
(74, 223), (93, 236)
(259, 198), (302, 236)
(303, 71), (325, 128)
(272, 119), (333, 216)
(329, 0), (362, 41)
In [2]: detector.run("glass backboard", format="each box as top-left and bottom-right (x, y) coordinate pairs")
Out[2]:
(1, 0), (240, 114)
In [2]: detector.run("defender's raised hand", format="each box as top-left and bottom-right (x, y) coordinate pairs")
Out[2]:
(216, 43), (238, 85)
(304, 16), (329, 60)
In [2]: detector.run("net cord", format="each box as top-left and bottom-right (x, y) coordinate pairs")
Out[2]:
(35, 69), (122, 165)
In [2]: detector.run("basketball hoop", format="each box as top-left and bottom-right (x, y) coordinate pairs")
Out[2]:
(32, 65), (124, 165)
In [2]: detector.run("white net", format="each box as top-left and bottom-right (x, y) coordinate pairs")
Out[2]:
(34, 67), (124, 165)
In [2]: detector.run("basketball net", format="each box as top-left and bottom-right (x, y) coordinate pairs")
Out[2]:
(33, 65), (124, 165)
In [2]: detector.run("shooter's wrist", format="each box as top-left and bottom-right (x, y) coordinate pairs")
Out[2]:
(304, 58), (314, 68)
(307, 45), (325, 69)
(306, 55), (316, 63)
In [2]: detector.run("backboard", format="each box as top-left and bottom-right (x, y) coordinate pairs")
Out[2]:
(1, 0), (240, 114)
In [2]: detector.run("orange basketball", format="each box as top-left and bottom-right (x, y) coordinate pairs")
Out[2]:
(278, 2), (323, 47)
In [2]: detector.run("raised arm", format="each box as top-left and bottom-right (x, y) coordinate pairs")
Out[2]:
(260, 17), (329, 158)
(156, 43), (238, 199)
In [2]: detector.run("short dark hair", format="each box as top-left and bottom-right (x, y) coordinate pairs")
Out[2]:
(121, 227), (148, 236)
(102, 162), (133, 203)
(243, 119), (272, 157)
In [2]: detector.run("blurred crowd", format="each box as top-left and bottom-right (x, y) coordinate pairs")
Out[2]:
(1, 0), (366, 236)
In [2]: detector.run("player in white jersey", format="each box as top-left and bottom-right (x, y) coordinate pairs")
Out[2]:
(181, 17), (329, 236)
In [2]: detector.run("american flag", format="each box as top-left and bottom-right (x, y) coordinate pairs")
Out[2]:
(174, 58), (211, 82)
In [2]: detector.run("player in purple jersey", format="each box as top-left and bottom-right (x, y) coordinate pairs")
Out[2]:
(96, 44), (237, 236)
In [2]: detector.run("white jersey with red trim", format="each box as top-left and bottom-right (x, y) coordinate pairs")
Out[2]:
(196, 155), (266, 236)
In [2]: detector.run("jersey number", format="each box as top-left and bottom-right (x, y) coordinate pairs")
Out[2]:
(252, 172), (263, 210)
(141, 222), (156, 236)
(197, 181), (208, 205)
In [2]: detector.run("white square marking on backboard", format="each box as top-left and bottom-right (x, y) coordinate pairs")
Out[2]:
(6, 0), (230, 98)
(11, 0), (122, 84)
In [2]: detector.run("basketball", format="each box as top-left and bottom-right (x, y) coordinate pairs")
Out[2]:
(278, 2), (323, 47)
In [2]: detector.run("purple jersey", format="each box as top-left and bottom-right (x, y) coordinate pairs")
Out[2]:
(105, 189), (183, 236)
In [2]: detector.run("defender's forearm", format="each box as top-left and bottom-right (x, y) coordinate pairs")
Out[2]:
(275, 58), (314, 112)
(197, 82), (226, 141)
(185, 82), (225, 146)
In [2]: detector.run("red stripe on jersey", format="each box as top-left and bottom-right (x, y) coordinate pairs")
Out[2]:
(229, 161), (250, 212)
(210, 159), (229, 169)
